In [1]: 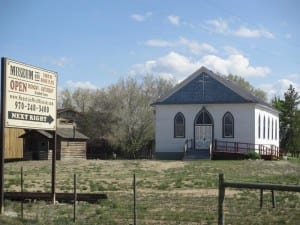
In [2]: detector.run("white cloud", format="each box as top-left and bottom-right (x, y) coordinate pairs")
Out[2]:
(205, 19), (229, 34)
(130, 51), (270, 81)
(129, 60), (157, 76)
(130, 51), (200, 80)
(223, 46), (242, 55)
(66, 80), (98, 89)
(167, 15), (180, 26)
(43, 56), (72, 67)
(234, 27), (275, 38)
(130, 12), (152, 22)
(156, 51), (200, 75)
(201, 54), (271, 77)
(259, 79), (300, 100)
(145, 39), (174, 47)
(178, 37), (217, 55)
(204, 18), (275, 39)
(144, 37), (216, 55)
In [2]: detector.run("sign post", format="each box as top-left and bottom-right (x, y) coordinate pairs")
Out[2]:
(0, 58), (6, 214)
(0, 58), (57, 213)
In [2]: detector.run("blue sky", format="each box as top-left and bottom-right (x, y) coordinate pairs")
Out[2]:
(1, 0), (299, 100)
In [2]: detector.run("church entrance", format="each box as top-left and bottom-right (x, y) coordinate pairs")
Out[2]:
(194, 108), (213, 150)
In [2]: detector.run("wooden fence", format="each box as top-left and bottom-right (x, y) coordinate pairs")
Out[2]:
(218, 173), (300, 225)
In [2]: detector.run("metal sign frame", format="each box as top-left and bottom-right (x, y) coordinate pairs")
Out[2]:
(0, 57), (58, 213)
(3, 58), (57, 130)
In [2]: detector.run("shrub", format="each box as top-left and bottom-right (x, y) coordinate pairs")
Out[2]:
(246, 151), (261, 160)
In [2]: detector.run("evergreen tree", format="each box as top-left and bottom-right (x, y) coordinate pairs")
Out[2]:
(273, 85), (300, 156)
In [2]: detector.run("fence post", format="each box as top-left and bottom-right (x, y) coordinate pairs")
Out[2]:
(133, 173), (137, 225)
(271, 190), (276, 208)
(73, 174), (77, 223)
(218, 173), (225, 225)
(260, 189), (263, 208)
(21, 166), (24, 218)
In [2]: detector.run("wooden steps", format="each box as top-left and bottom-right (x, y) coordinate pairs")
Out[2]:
(183, 149), (210, 160)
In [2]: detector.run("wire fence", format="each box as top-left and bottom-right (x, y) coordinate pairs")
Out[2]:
(3, 171), (300, 225)
(223, 190), (300, 225)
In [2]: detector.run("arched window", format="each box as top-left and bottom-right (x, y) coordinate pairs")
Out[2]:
(223, 112), (234, 138)
(195, 109), (212, 125)
(174, 113), (185, 138)
(258, 114), (261, 139)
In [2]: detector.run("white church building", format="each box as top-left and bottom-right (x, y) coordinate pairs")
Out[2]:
(151, 67), (279, 160)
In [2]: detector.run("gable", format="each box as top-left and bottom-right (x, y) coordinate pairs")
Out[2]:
(160, 72), (248, 104)
(152, 67), (272, 107)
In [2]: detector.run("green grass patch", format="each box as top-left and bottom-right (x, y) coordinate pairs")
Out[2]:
(2, 159), (300, 224)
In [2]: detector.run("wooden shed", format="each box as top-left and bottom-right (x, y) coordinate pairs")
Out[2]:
(3, 108), (84, 161)
(20, 128), (89, 160)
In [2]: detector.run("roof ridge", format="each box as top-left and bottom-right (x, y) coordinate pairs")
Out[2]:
(151, 66), (275, 111)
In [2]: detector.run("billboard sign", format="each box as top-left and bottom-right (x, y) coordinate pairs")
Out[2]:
(3, 58), (57, 130)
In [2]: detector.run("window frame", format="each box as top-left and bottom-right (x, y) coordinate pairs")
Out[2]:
(258, 114), (261, 139)
(263, 116), (266, 139)
(174, 112), (185, 138)
(275, 119), (277, 140)
(222, 112), (234, 138)
(272, 118), (274, 140)
(268, 117), (270, 140)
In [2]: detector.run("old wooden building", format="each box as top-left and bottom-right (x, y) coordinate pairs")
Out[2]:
(20, 117), (89, 160)
(3, 108), (88, 161)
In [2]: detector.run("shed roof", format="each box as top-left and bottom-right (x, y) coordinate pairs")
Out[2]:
(57, 128), (89, 139)
(57, 108), (79, 114)
(19, 128), (89, 140)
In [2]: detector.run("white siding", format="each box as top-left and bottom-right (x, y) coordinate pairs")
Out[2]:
(155, 103), (257, 153)
(254, 105), (279, 147)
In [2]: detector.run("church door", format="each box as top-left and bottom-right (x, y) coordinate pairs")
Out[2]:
(194, 108), (213, 150)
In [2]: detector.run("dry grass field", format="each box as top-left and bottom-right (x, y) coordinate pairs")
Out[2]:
(1, 158), (300, 224)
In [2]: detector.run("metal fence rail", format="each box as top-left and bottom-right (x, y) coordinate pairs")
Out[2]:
(218, 173), (300, 225)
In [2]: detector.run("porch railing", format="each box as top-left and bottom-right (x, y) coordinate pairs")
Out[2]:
(213, 139), (280, 159)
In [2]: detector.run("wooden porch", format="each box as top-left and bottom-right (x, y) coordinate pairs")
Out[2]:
(212, 140), (280, 160)
(183, 139), (280, 160)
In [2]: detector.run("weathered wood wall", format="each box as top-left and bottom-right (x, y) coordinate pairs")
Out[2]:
(60, 140), (86, 160)
(4, 128), (24, 159)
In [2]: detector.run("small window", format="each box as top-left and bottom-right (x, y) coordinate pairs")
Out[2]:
(223, 112), (234, 138)
(258, 115), (261, 139)
(268, 117), (270, 140)
(174, 113), (185, 138)
(275, 120), (278, 140)
(272, 118), (274, 140)
(263, 116), (266, 139)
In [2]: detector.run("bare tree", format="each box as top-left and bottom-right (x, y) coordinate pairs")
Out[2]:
(58, 88), (74, 109)
(72, 88), (93, 113)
